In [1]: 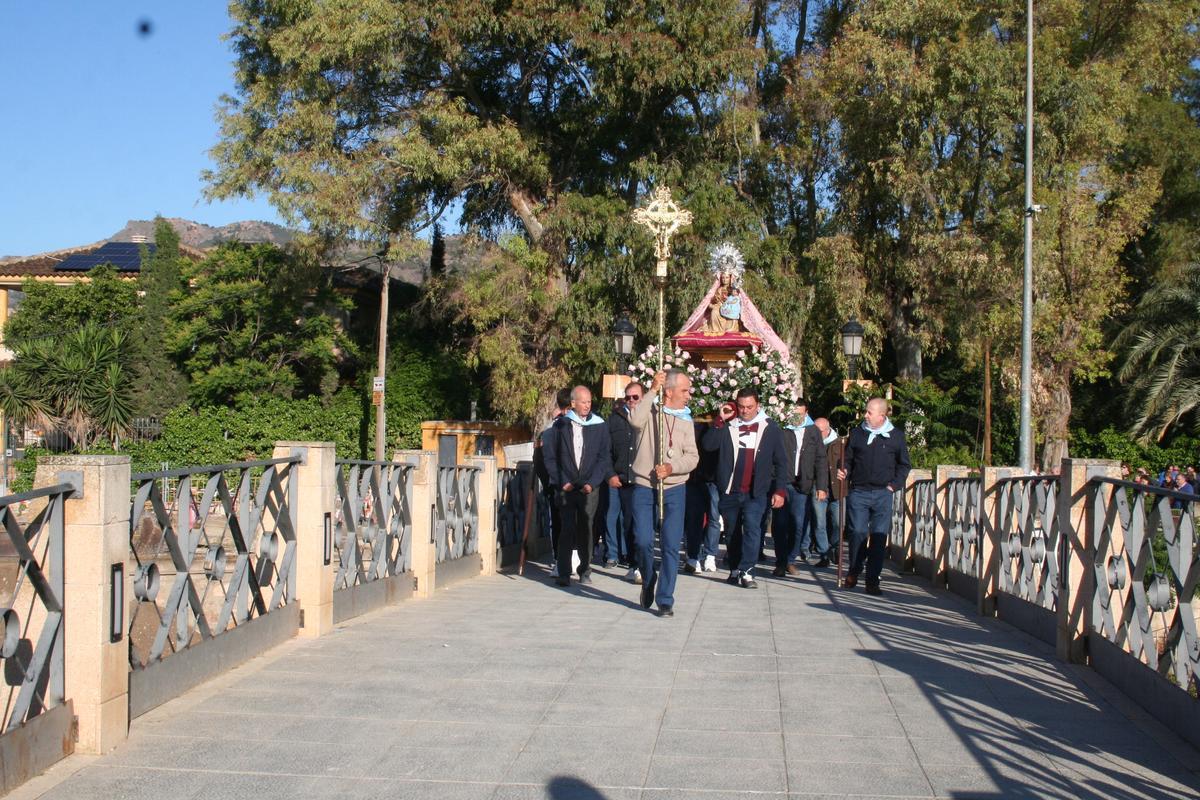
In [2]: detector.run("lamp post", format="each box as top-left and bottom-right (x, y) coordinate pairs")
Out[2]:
(841, 317), (865, 381)
(1018, 0), (1036, 472)
(613, 314), (636, 376)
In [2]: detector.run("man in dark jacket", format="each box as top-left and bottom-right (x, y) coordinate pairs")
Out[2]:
(812, 417), (846, 562)
(543, 385), (614, 586)
(837, 398), (911, 595)
(533, 388), (572, 558)
(773, 400), (830, 575)
(702, 388), (789, 589)
(603, 381), (642, 569)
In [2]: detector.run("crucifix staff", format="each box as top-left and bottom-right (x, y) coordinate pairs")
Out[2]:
(631, 186), (692, 522)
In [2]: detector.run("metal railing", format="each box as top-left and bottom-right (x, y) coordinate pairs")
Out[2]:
(995, 475), (1061, 611)
(911, 479), (937, 560)
(945, 477), (982, 579)
(128, 457), (300, 669)
(497, 463), (536, 549)
(1089, 477), (1198, 695)
(435, 465), (480, 563)
(333, 460), (414, 589)
(0, 482), (73, 733)
(890, 484), (906, 550)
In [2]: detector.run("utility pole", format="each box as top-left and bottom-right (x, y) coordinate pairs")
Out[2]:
(373, 246), (390, 464)
(1018, 0), (1035, 472)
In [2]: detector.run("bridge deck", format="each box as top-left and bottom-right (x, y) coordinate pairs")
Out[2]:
(18, 562), (1200, 800)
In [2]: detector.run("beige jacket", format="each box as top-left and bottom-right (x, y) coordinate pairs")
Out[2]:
(628, 392), (699, 489)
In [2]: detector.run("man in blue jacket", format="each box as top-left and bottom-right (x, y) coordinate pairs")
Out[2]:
(542, 385), (614, 587)
(702, 388), (789, 589)
(837, 397), (911, 596)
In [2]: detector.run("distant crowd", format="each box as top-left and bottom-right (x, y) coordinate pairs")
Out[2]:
(1126, 463), (1197, 509)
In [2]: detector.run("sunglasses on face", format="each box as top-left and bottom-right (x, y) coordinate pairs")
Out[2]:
(625, 394), (641, 400)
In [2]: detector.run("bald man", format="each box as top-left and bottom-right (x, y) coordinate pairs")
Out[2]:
(836, 398), (911, 595)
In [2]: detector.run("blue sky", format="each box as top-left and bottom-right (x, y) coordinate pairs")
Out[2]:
(0, 3), (286, 257)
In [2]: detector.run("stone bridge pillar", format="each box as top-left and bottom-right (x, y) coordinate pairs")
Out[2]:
(273, 442), (336, 638)
(466, 456), (499, 576)
(1057, 458), (1121, 664)
(980, 466), (1023, 617)
(932, 465), (970, 589)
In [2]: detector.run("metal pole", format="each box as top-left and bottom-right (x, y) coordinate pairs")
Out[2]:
(375, 257), (389, 465)
(1019, 0), (1035, 472)
(656, 275), (666, 525)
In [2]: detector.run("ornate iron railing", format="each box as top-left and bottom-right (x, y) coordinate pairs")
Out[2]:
(945, 477), (983, 578)
(333, 461), (414, 590)
(995, 476), (1061, 611)
(128, 457), (300, 669)
(911, 479), (937, 560)
(890, 484), (906, 548)
(1089, 477), (1199, 695)
(0, 482), (74, 732)
(434, 465), (480, 563)
(497, 463), (536, 549)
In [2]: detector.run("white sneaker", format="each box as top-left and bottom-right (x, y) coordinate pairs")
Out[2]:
(702, 555), (717, 573)
(626, 567), (642, 585)
(571, 551), (581, 573)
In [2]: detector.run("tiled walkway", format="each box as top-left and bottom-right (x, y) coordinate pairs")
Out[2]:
(17, 559), (1200, 799)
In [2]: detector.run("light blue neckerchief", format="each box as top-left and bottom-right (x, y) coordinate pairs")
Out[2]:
(784, 414), (814, 431)
(565, 410), (604, 426)
(822, 429), (839, 446)
(661, 405), (693, 420)
(863, 418), (894, 445)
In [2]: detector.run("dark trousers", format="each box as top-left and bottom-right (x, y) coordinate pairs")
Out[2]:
(775, 486), (815, 567)
(847, 488), (893, 585)
(718, 492), (768, 576)
(556, 488), (600, 578)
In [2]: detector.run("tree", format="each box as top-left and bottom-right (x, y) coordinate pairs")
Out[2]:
(169, 243), (355, 406)
(130, 219), (188, 416)
(4, 264), (138, 345)
(1115, 263), (1200, 442)
(429, 224), (446, 277)
(0, 323), (135, 450)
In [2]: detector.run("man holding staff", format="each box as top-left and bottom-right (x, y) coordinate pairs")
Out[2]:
(629, 369), (698, 617)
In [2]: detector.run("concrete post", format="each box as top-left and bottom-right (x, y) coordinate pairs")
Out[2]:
(405, 451), (437, 598)
(272, 442), (336, 638)
(35, 455), (130, 754)
(893, 469), (929, 572)
(1057, 458), (1121, 664)
(980, 466), (1023, 617)
(467, 456), (499, 576)
(932, 465), (970, 589)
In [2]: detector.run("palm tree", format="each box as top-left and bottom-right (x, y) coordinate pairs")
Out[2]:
(1116, 264), (1200, 443)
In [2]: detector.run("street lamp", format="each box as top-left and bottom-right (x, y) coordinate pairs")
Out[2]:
(841, 317), (865, 380)
(613, 314), (636, 374)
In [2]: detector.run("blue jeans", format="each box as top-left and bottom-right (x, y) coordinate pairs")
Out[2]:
(847, 489), (893, 584)
(718, 492), (768, 576)
(685, 482), (721, 561)
(632, 484), (687, 608)
(811, 495), (840, 554)
(602, 482), (633, 563)
(781, 486), (821, 565)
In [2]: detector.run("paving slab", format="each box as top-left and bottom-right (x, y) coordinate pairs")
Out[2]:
(15, 555), (1200, 800)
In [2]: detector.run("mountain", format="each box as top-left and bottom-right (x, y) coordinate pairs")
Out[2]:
(109, 218), (297, 248)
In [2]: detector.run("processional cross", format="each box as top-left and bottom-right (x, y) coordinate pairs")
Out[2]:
(631, 186), (693, 521)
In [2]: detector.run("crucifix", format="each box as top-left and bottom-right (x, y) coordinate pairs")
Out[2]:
(632, 185), (692, 522)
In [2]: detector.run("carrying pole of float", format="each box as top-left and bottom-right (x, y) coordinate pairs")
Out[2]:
(632, 186), (692, 525)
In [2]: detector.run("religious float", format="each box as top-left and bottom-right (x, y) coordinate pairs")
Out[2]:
(626, 241), (804, 423)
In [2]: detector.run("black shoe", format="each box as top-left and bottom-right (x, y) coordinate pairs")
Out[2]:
(556, 578), (570, 587)
(865, 583), (882, 596)
(682, 561), (697, 575)
(726, 571), (741, 585)
(641, 569), (658, 609)
(771, 565), (786, 577)
(578, 572), (593, 585)
(656, 605), (674, 617)
(843, 574), (858, 589)
(739, 573), (758, 589)
(815, 557), (831, 568)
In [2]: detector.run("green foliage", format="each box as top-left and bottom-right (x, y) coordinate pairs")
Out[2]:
(0, 323), (135, 450)
(4, 265), (138, 345)
(373, 338), (473, 451)
(125, 390), (365, 472)
(1114, 263), (1200, 442)
(1070, 427), (1200, 475)
(169, 243), (355, 406)
(131, 219), (188, 416)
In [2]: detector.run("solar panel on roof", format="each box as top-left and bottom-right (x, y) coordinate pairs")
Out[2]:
(57, 242), (157, 272)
